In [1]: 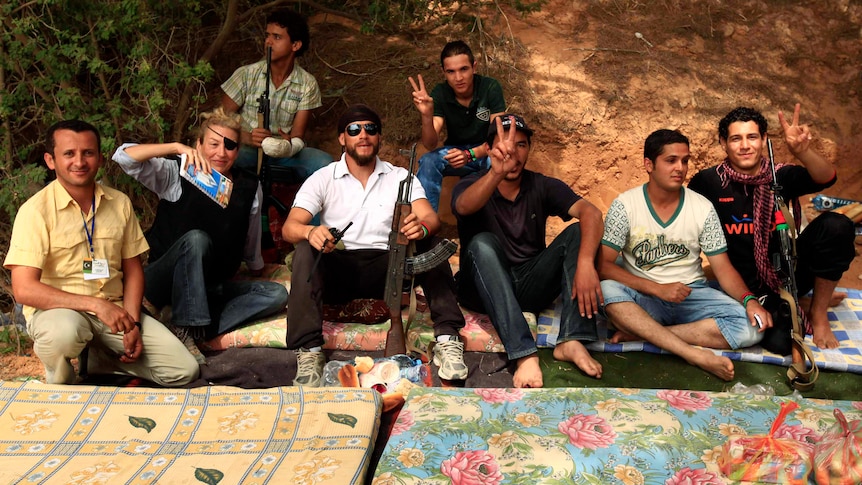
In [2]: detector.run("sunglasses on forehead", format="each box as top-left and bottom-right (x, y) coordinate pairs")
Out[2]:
(207, 125), (239, 151)
(345, 123), (379, 137)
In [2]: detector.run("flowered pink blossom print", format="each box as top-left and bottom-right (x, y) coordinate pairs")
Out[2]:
(665, 466), (723, 484)
(774, 423), (819, 445)
(557, 414), (616, 449)
(440, 450), (503, 485)
(473, 388), (523, 404)
(657, 390), (712, 411)
(390, 409), (414, 436)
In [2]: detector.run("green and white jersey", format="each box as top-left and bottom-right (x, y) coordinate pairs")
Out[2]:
(602, 184), (727, 285)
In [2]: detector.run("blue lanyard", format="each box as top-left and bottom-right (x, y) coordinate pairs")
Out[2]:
(80, 195), (96, 258)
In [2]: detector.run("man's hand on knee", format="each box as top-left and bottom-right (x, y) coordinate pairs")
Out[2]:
(93, 299), (136, 334)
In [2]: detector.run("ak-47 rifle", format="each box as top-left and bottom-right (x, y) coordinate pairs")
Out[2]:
(767, 138), (819, 390)
(256, 46), (272, 175)
(383, 144), (417, 357)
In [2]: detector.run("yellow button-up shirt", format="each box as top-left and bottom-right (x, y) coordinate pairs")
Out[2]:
(4, 181), (149, 319)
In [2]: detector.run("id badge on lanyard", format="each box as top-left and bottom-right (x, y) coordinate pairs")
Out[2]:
(81, 196), (109, 280)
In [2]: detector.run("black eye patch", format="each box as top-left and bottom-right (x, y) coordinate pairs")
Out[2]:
(207, 125), (239, 151)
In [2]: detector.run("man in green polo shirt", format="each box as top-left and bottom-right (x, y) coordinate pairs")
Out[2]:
(409, 40), (506, 212)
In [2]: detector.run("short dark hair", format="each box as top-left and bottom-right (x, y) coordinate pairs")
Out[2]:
(718, 106), (767, 141)
(440, 40), (474, 66)
(644, 129), (689, 162)
(266, 9), (310, 57)
(45, 120), (101, 157)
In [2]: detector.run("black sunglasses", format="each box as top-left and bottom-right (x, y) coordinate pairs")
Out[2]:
(207, 125), (239, 151)
(345, 123), (379, 137)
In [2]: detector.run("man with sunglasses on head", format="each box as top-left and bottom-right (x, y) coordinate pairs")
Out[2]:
(408, 40), (506, 212)
(452, 114), (604, 388)
(282, 104), (467, 387)
(113, 107), (289, 364)
(221, 8), (331, 176)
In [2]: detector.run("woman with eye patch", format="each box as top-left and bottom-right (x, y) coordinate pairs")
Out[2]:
(111, 107), (289, 364)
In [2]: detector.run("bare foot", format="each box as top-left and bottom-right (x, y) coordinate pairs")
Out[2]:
(685, 348), (735, 381)
(800, 291), (847, 312)
(609, 330), (641, 343)
(513, 355), (543, 388)
(811, 319), (840, 349)
(553, 340), (602, 378)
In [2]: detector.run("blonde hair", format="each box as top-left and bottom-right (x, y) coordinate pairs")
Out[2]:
(196, 107), (242, 142)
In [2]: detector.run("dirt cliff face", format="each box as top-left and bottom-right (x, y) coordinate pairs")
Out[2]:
(308, 0), (861, 289)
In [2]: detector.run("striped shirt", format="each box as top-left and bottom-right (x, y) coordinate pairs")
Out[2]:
(221, 60), (322, 134)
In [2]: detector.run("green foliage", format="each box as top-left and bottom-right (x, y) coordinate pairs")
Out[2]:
(0, 164), (46, 221)
(0, 324), (30, 355)
(0, 0), (213, 187)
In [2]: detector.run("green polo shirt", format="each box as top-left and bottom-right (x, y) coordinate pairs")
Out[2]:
(431, 74), (505, 146)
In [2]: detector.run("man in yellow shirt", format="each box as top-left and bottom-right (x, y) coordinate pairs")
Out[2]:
(4, 120), (199, 386)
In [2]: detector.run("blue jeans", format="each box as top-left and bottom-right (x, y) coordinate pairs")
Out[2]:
(459, 224), (598, 360)
(600, 280), (761, 349)
(417, 146), (490, 212)
(144, 230), (288, 337)
(235, 145), (332, 179)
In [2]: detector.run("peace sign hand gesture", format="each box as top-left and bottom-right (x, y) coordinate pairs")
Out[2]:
(408, 74), (434, 117)
(778, 103), (812, 157)
(488, 116), (518, 176)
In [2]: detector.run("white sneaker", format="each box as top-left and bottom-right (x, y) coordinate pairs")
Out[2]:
(294, 349), (325, 387)
(433, 338), (468, 380)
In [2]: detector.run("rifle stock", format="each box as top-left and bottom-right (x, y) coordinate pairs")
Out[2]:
(256, 46), (272, 175)
(383, 143), (418, 356)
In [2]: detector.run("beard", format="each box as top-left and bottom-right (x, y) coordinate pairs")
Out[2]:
(346, 143), (378, 166)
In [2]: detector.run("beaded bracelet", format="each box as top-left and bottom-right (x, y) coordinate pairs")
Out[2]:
(463, 149), (473, 163)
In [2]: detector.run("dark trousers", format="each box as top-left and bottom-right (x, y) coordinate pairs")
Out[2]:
(286, 237), (465, 350)
(759, 211), (856, 354)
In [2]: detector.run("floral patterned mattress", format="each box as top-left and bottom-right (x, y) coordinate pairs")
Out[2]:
(202, 265), (862, 375)
(0, 380), (381, 484)
(373, 386), (862, 484)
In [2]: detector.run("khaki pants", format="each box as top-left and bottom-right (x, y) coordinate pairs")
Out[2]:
(28, 309), (199, 386)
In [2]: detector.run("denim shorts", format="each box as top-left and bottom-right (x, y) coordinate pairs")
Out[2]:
(600, 280), (761, 349)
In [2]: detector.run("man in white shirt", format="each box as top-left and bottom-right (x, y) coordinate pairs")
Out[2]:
(282, 104), (467, 387)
